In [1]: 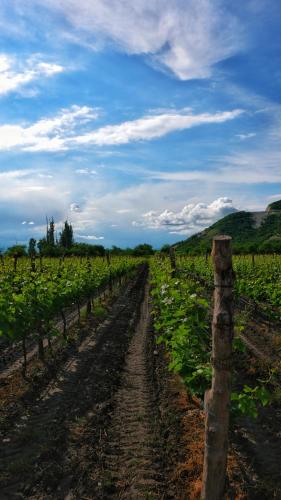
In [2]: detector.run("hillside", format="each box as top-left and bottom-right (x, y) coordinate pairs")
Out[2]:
(175, 201), (281, 254)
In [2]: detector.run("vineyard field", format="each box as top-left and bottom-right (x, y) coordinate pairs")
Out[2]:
(0, 254), (281, 498)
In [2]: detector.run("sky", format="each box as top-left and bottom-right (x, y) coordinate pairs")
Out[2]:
(0, 0), (281, 249)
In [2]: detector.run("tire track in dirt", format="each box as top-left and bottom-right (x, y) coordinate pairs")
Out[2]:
(101, 280), (162, 499)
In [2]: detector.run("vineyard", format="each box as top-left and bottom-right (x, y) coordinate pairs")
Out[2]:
(0, 251), (281, 498)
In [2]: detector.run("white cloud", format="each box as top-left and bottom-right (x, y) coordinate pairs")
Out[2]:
(134, 197), (237, 234)
(146, 146), (281, 185)
(38, 0), (243, 80)
(116, 209), (133, 214)
(0, 169), (34, 180)
(236, 132), (256, 140)
(0, 169), (70, 217)
(38, 173), (53, 179)
(74, 109), (243, 146)
(75, 168), (97, 174)
(267, 194), (281, 200)
(0, 53), (64, 96)
(68, 180), (216, 237)
(76, 234), (104, 240)
(70, 203), (81, 212)
(0, 105), (98, 152)
(0, 107), (243, 151)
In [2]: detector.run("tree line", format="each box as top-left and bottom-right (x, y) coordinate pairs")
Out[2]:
(3, 218), (156, 257)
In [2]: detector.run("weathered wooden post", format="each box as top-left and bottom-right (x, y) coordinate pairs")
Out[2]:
(106, 251), (113, 295)
(39, 254), (43, 273)
(201, 236), (234, 500)
(13, 253), (18, 272)
(30, 255), (36, 272)
(106, 251), (111, 266)
(86, 256), (92, 314)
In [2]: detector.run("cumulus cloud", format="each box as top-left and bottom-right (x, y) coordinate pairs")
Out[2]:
(37, 0), (243, 80)
(0, 53), (64, 96)
(0, 105), (98, 152)
(133, 197), (237, 234)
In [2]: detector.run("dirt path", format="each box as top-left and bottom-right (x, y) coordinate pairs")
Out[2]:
(100, 280), (162, 499)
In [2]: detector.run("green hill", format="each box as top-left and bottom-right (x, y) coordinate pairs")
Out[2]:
(175, 202), (281, 254)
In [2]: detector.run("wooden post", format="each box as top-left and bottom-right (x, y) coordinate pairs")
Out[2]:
(201, 236), (234, 500)
(87, 299), (92, 315)
(106, 251), (111, 266)
(30, 255), (36, 272)
(86, 257), (92, 314)
(61, 310), (67, 339)
(13, 253), (18, 272)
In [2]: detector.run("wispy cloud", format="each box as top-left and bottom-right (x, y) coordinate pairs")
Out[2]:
(0, 53), (64, 96)
(236, 132), (256, 140)
(267, 193), (281, 200)
(37, 0), (244, 80)
(0, 107), (243, 151)
(74, 109), (243, 146)
(0, 168), (70, 232)
(75, 168), (97, 175)
(0, 105), (98, 152)
(76, 234), (104, 240)
(146, 145), (281, 185)
(133, 197), (236, 234)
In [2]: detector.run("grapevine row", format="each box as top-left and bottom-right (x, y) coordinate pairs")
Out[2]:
(0, 256), (143, 373)
(150, 256), (271, 418)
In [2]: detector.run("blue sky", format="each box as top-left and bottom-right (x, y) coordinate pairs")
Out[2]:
(0, 0), (281, 249)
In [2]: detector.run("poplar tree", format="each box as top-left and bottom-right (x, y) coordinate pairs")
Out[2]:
(59, 221), (74, 249)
